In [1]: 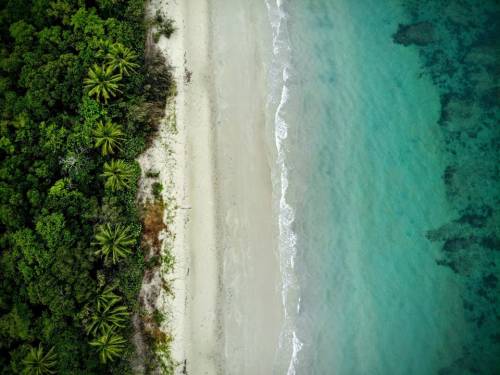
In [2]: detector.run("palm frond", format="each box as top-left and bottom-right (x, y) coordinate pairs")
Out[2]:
(22, 344), (57, 375)
(94, 223), (136, 264)
(84, 64), (122, 103)
(90, 329), (127, 364)
(106, 43), (139, 76)
(93, 120), (125, 156)
(101, 159), (133, 191)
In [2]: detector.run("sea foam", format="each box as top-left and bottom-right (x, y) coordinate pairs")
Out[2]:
(265, 0), (303, 373)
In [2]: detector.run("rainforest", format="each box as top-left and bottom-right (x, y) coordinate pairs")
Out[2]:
(0, 0), (172, 373)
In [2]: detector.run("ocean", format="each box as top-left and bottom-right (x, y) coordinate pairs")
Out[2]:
(265, 0), (500, 374)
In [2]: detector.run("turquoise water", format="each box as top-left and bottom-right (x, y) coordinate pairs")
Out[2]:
(267, 0), (500, 374)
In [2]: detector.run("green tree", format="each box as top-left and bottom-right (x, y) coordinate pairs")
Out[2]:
(94, 224), (135, 264)
(9, 21), (36, 48)
(93, 120), (124, 155)
(101, 159), (133, 191)
(106, 43), (139, 76)
(85, 301), (129, 336)
(89, 329), (126, 364)
(84, 64), (122, 103)
(96, 286), (121, 310)
(22, 344), (57, 375)
(0, 304), (33, 341)
(96, 39), (114, 59)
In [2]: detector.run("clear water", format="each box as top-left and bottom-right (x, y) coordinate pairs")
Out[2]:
(266, 0), (500, 374)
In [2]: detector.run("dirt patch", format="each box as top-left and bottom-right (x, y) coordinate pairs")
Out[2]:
(142, 200), (168, 257)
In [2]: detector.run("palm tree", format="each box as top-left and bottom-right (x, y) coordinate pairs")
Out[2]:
(85, 301), (129, 336)
(84, 64), (122, 103)
(106, 43), (139, 76)
(101, 159), (133, 191)
(22, 344), (57, 375)
(93, 120), (124, 156)
(90, 329), (127, 364)
(94, 224), (135, 264)
(96, 286), (121, 310)
(96, 39), (113, 59)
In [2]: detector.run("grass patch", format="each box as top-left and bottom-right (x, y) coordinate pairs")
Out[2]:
(152, 182), (163, 200)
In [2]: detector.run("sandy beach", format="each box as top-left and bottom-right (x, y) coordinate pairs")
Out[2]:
(210, 0), (283, 374)
(147, 0), (219, 373)
(176, 0), (220, 373)
(149, 0), (220, 373)
(147, 0), (283, 373)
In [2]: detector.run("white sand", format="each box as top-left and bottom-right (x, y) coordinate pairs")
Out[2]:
(149, 0), (220, 373)
(142, 0), (283, 373)
(172, 0), (221, 374)
(210, 1), (283, 374)
(134, 0), (195, 372)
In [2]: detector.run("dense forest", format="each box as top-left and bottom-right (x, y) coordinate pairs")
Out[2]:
(0, 0), (171, 373)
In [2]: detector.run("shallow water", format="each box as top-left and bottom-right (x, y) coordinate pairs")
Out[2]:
(266, 0), (500, 373)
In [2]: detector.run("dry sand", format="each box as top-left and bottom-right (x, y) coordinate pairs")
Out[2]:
(142, 0), (283, 373)
(148, 0), (220, 373)
(210, 0), (283, 374)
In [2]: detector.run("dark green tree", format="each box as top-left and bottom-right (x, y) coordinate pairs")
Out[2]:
(94, 224), (136, 264)
(85, 302), (129, 336)
(101, 159), (133, 191)
(106, 43), (139, 76)
(84, 65), (122, 103)
(90, 329), (127, 364)
(93, 120), (124, 156)
(96, 286), (121, 310)
(22, 344), (57, 375)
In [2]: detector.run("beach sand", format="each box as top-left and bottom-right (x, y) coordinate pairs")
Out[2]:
(210, 0), (283, 374)
(148, 0), (283, 373)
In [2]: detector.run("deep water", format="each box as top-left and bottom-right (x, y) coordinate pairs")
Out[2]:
(267, 0), (500, 374)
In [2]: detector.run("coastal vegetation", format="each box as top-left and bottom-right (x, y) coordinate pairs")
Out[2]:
(152, 10), (176, 43)
(0, 0), (174, 373)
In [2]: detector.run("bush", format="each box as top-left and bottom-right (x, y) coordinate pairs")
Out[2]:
(152, 182), (163, 200)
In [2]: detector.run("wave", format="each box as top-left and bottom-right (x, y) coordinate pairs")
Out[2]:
(265, 0), (303, 373)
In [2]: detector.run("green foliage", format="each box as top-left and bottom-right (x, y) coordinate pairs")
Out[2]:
(84, 65), (122, 103)
(145, 169), (160, 178)
(35, 212), (73, 250)
(101, 159), (134, 191)
(39, 122), (67, 155)
(153, 10), (176, 40)
(22, 344), (57, 375)
(162, 251), (176, 274)
(10, 21), (36, 47)
(94, 224), (136, 264)
(70, 8), (105, 38)
(152, 309), (165, 326)
(0, 0), (173, 371)
(85, 301), (129, 336)
(152, 181), (163, 200)
(80, 97), (107, 126)
(93, 120), (125, 156)
(90, 329), (127, 364)
(96, 286), (122, 311)
(106, 43), (139, 76)
(0, 304), (33, 342)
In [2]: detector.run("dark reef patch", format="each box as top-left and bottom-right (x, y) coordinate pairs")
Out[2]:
(398, 0), (500, 373)
(393, 21), (435, 46)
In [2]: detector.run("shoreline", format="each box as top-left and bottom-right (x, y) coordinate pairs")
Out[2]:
(211, 0), (283, 373)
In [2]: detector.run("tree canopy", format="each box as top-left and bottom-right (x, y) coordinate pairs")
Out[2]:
(0, 0), (165, 373)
